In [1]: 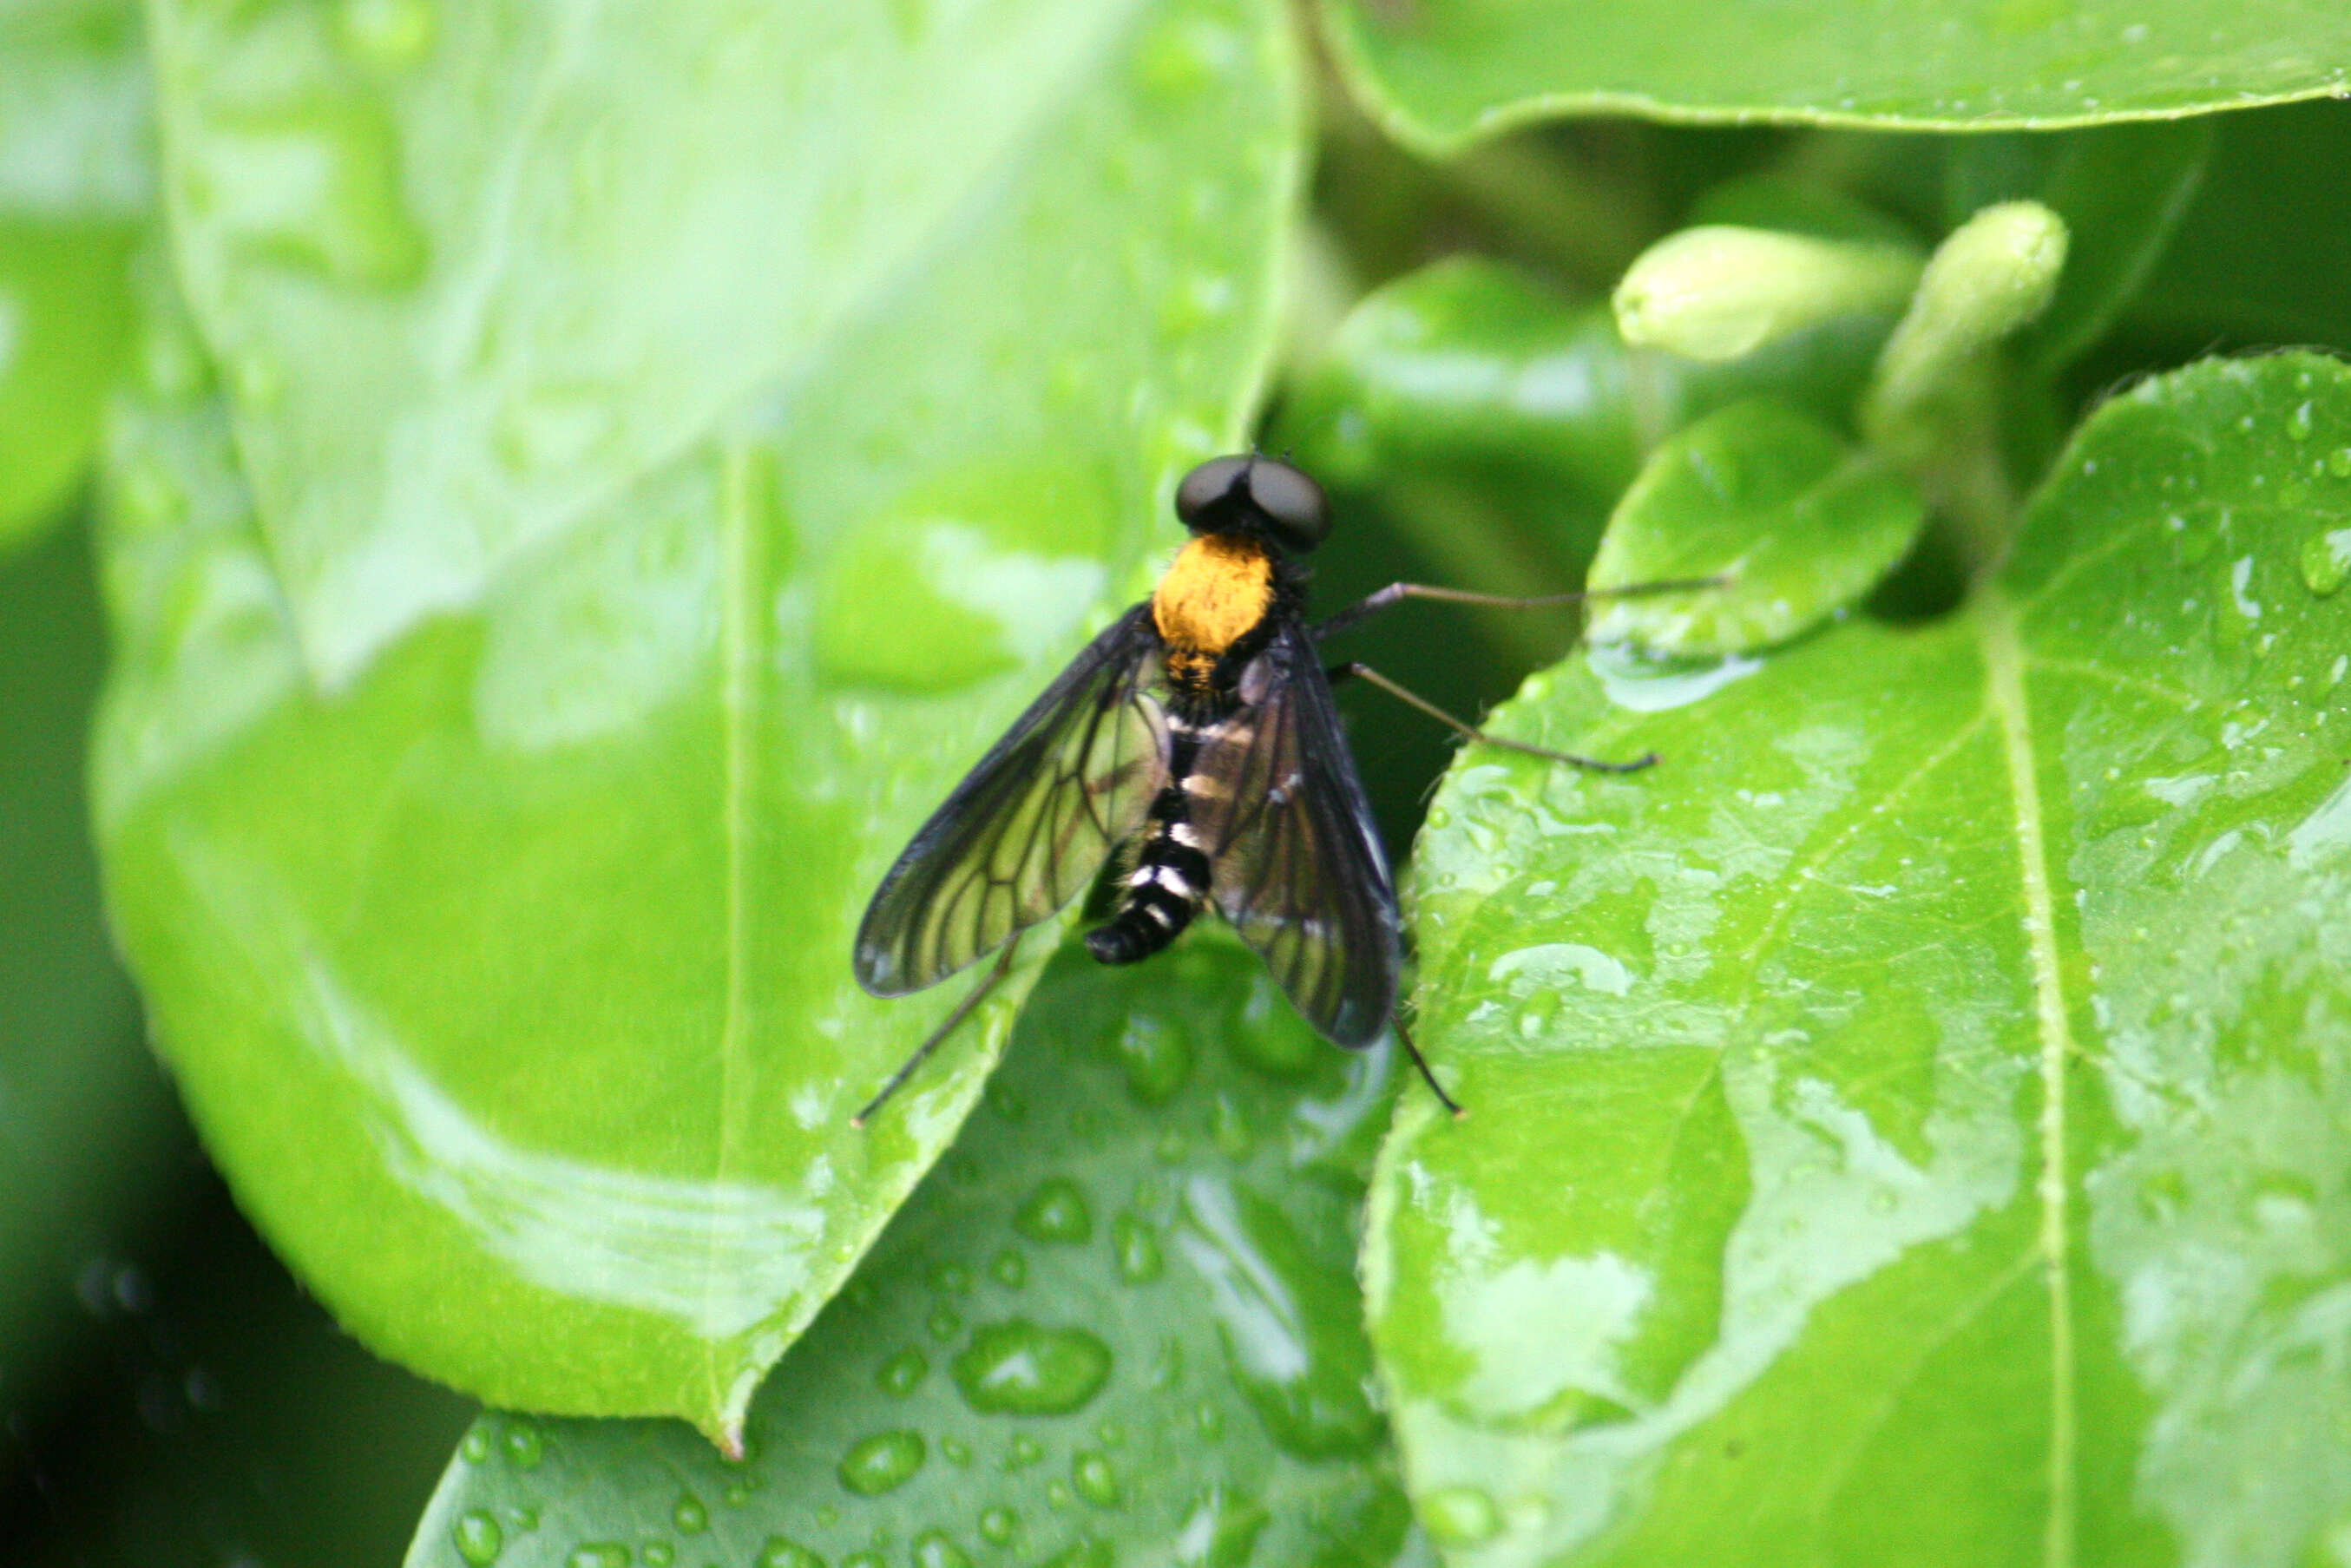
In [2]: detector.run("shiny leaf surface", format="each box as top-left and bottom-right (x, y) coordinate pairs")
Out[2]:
(95, 0), (1302, 1440)
(409, 943), (1424, 1568)
(1369, 352), (2351, 1565)
(1587, 398), (1924, 656)
(1320, 0), (2351, 153)
(145, 0), (1280, 680)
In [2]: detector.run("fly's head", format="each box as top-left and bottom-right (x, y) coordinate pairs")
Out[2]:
(1174, 454), (1330, 557)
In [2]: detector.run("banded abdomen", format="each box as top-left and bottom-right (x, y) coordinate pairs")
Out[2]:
(1084, 719), (1220, 965)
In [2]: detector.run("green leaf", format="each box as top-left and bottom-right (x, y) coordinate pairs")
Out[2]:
(144, 0), (1288, 681)
(95, 0), (1303, 1440)
(0, 0), (154, 220)
(1945, 121), (2213, 371)
(2130, 99), (2351, 351)
(0, 221), (139, 552)
(0, 518), (174, 1405)
(408, 942), (1421, 1568)
(1317, 0), (2351, 154)
(1586, 399), (1924, 656)
(1325, 0), (2351, 154)
(1366, 351), (2351, 1565)
(0, 1), (150, 552)
(1280, 258), (1888, 523)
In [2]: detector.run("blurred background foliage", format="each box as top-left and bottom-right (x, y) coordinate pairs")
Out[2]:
(7, 1), (2351, 1563)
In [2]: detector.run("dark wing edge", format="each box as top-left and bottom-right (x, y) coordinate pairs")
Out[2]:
(855, 604), (1167, 996)
(1198, 617), (1401, 1046)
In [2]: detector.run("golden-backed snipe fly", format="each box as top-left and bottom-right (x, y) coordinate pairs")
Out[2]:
(852, 455), (1708, 1124)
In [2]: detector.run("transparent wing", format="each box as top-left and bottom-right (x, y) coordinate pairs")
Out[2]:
(856, 605), (1167, 995)
(1191, 618), (1401, 1046)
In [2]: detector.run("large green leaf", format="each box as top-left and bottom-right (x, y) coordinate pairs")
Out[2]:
(1365, 351), (2351, 1565)
(408, 941), (1423, 1568)
(0, 0), (148, 551)
(1318, 0), (2351, 154)
(95, 0), (1302, 1440)
(144, 0), (1283, 680)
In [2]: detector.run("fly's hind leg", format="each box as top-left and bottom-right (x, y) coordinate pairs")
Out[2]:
(852, 942), (1019, 1128)
(1326, 661), (1659, 772)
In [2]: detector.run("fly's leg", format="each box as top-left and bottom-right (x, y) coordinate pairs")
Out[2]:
(1395, 1016), (1464, 1119)
(852, 942), (1018, 1128)
(1326, 661), (1658, 772)
(1311, 575), (1728, 642)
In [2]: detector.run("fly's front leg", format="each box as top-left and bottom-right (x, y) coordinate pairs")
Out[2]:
(1326, 661), (1658, 772)
(1312, 575), (1731, 642)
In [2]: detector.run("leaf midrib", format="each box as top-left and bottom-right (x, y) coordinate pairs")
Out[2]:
(1977, 582), (2078, 1568)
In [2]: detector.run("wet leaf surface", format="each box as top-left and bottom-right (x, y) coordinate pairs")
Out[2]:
(94, 0), (1302, 1438)
(1320, 0), (2351, 153)
(409, 943), (1427, 1568)
(1587, 398), (1924, 656)
(1368, 353), (2351, 1565)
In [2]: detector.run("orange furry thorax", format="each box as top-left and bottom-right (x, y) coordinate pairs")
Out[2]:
(1153, 535), (1273, 673)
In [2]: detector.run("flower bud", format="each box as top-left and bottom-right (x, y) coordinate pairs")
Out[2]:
(1865, 200), (2069, 435)
(1612, 226), (1923, 362)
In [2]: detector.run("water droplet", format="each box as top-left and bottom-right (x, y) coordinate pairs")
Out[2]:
(722, 1483), (752, 1508)
(1517, 990), (1562, 1038)
(1095, 1420), (1126, 1447)
(1113, 1014), (1194, 1104)
(928, 1305), (963, 1342)
(978, 1506), (1016, 1546)
(1421, 1486), (1501, 1545)
(844, 1553), (885, 1568)
(2328, 447), (2351, 478)
(641, 1543), (673, 1568)
(567, 1545), (629, 1568)
(453, 1510), (503, 1565)
(1006, 1434), (1045, 1470)
(930, 1262), (974, 1296)
(941, 1436), (972, 1466)
(910, 1532), (970, 1568)
(1427, 805), (1452, 829)
(989, 1247), (1027, 1288)
(1194, 1402), (1224, 1440)
(1015, 1178), (1093, 1243)
(1154, 1127), (1192, 1164)
(502, 1422), (545, 1471)
(877, 1348), (929, 1398)
(2301, 530), (2351, 596)
(988, 1082), (1028, 1121)
(756, 1547), (824, 1568)
(1109, 1212), (1166, 1288)
(838, 1431), (927, 1496)
(2290, 400), (2316, 440)
(669, 1493), (706, 1535)
(1209, 1095), (1251, 1158)
(1172, 1486), (1268, 1567)
(338, 0), (436, 66)
(460, 1427), (491, 1465)
(1173, 1178), (1380, 1458)
(197, 97), (428, 288)
(1037, 1538), (1112, 1568)
(952, 1320), (1113, 1414)
(1071, 1451), (1121, 1508)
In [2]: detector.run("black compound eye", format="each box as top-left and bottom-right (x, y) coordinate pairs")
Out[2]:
(1175, 456), (1252, 530)
(1243, 457), (1330, 553)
